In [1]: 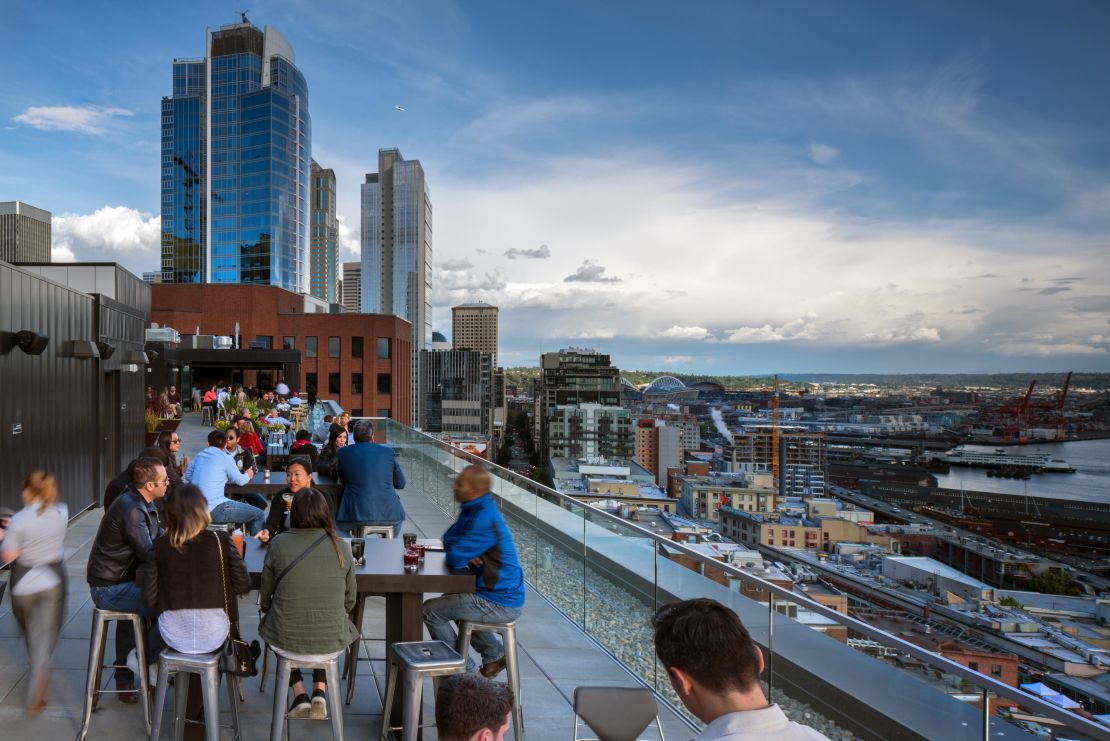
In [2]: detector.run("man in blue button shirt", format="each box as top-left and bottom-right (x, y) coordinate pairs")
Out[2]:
(423, 465), (525, 676)
(184, 429), (264, 534)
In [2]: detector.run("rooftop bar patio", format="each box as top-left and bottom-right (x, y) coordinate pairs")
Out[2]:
(0, 411), (1104, 740)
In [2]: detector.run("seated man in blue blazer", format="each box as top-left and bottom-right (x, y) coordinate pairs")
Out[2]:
(335, 420), (406, 536)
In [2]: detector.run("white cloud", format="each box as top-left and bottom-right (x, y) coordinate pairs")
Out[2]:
(657, 325), (712, 340)
(439, 257), (474, 271)
(862, 327), (942, 344)
(808, 141), (839, 165)
(336, 214), (359, 262)
(13, 105), (134, 134)
(992, 340), (1106, 357)
(504, 244), (551, 260)
(567, 327), (617, 340)
(723, 314), (820, 344)
(662, 355), (694, 365)
(564, 259), (621, 283)
(52, 206), (160, 274)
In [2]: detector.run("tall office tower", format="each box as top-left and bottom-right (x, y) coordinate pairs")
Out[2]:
(451, 301), (498, 369)
(160, 18), (311, 291)
(0, 201), (51, 263)
(309, 161), (339, 303)
(419, 349), (493, 436)
(536, 348), (627, 461)
(361, 148), (433, 420)
(341, 262), (361, 312)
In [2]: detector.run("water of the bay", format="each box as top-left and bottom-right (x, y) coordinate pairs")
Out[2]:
(932, 438), (1110, 505)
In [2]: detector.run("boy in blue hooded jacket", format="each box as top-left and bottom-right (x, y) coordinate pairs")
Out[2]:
(423, 465), (525, 675)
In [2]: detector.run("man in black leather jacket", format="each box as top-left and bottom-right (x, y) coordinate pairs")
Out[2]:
(87, 458), (168, 701)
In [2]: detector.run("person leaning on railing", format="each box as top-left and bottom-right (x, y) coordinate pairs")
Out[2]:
(258, 489), (358, 720)
(0, 471), (68, 712)
(653, 598), (831, 740)
(423, 465), (525, 678)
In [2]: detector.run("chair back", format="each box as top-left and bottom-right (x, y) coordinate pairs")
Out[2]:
(573, 686), (664, 741)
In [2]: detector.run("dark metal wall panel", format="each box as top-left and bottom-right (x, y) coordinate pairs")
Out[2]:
(1, 262), (98, 514)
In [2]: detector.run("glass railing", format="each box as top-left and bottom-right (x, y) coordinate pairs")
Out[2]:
(369, 418), (1107, 741)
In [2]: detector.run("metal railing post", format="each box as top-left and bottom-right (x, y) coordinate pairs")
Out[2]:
(767, 594), (775, 705)
(981, 687), (989, 740)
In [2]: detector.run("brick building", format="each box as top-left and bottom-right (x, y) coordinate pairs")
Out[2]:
(150, 283), (412, 422)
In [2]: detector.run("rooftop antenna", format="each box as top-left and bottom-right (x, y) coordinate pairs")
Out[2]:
(239, 10), (250, 24)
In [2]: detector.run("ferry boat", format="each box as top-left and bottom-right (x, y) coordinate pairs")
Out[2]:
(933, 447), (1074, 473)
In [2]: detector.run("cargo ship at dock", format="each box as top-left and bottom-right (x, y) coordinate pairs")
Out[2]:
(930, 447), (1075, 473)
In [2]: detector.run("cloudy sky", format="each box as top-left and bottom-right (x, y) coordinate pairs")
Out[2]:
(2, 1), (1109, 373)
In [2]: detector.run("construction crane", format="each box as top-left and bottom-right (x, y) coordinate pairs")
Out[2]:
(771, 375), (780, 490)
(1029, 371), (1073, 436)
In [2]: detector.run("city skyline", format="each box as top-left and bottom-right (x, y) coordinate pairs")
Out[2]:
(2, 2), (1109, 373)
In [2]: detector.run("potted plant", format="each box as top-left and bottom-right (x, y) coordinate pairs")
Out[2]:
(144, 410), (162, 447)
(214, 419), (231, 432)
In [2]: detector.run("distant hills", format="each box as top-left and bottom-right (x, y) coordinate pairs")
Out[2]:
(502, 368), (1110, 392)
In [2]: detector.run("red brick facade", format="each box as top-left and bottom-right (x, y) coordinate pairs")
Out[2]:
(151, 284), (412, 424)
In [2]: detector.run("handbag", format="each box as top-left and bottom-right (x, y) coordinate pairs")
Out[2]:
(214, 532), (255, 676)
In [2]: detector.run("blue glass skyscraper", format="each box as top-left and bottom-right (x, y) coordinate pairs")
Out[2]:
(161, 20), (310, 292)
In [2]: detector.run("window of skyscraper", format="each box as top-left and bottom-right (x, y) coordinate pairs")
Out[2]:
(328, 372), (340, 395)
(351, 336), (363, 358)
(376, 338), (390, 359)
(328, 336), (340, 358)
(306, 336), (317, 358)
(352, 373), (363, 394)
(253, 335), (272, 349)
(377, 373), (391, 394)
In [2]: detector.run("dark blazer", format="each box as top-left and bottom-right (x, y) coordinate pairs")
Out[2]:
(335, 442), (406, 524)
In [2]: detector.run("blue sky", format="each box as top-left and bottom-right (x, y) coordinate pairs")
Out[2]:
(2, 1), (1109, 374)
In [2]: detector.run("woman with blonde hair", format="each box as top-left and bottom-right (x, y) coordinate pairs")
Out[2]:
(0, 471), (68, 711)
(141, 484), (250, 661)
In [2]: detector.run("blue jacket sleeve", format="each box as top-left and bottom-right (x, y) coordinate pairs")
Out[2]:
(392, 452), (406, 490)
(443, 510), (497, 570)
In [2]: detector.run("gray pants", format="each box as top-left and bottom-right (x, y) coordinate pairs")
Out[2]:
(12, 584), (65, 705)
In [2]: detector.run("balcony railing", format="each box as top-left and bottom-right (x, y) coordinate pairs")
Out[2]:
(367, 418), (1106, 741)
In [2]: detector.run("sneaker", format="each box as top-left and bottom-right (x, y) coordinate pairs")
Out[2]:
(480, 657), (506, 678)
(287, 693), (312, 718)
(310, 688), (328, 720)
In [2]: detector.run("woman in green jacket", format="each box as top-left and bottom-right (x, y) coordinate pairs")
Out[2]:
(259, 488), (357, 719)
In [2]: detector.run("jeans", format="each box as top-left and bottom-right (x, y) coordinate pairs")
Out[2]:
(336, 520), (405, 538)
(89, 581), (163, 681)
(12, 584), (64, 705)
(229, 491), (268, 511)
(210, 500), (266, 535)
(423, 593), (522, 673)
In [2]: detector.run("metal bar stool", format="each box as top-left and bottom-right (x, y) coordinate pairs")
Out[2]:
(343, 524), (393, 705)
(77, 608), (153, 740)
(200, 406), (214, 426)
(457, 620), (524, 741)
(380, 641), (466, 741)
(268, 648), (345, 741)
(149, 649), (241, 741)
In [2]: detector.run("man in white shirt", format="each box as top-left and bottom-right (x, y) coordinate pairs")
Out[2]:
(653, 598), (831, 740)
(184, 429), (263, 534)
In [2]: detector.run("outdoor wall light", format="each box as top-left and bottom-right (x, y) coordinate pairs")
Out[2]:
(95, 341), (116, 360)
(0, 330), (50, 356)
(121, 363), (140, 373)
(65, 340), (101, 359)
(147, 349), (159, 362)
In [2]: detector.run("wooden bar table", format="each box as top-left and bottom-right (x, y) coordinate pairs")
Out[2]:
(243, 536), (475, 729)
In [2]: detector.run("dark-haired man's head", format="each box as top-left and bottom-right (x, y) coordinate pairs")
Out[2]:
(207, 429), (227, 448)
(353, 421), (373, 443)
(295, 429), (311, 442)
(435, 674), (514, 741)
(653, 598), (765, 723)
(129, 458), (169, 503)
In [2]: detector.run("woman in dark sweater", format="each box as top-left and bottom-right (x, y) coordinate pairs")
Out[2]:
(314, 425), (347, 480)
(255, 457), (329, 543)
(142, 484), (250, 655)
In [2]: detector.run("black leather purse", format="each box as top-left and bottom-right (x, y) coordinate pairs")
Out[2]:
(214, 533), (255, 677)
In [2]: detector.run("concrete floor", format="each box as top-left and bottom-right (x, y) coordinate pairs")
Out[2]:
(0, 411), (695, 739)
